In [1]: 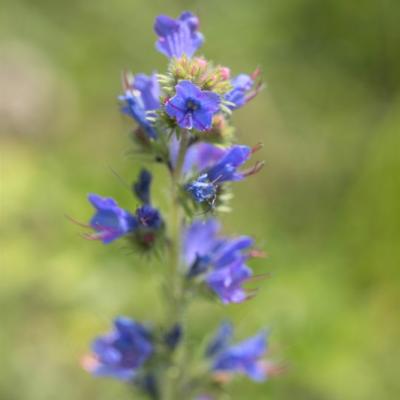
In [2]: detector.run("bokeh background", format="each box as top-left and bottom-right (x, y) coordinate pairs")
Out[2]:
(2, 0), (400, 399)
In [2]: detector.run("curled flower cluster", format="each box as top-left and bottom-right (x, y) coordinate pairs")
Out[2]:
(78, 11), (274, 400)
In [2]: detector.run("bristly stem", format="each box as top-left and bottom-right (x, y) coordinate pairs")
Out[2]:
(164, 129), (190, 400)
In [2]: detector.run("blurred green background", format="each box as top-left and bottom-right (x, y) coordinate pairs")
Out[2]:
(1, 0), (400, 399)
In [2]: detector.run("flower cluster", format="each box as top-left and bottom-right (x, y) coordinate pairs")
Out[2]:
(84, 169), (164, 249)
(183, 219), (257, 304)
(78, 11), (275, 400)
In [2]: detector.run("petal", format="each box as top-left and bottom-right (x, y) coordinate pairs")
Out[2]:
(154, 15), (179, 36)
(192, 108), (213, 131)
(183, 143), (226, 174)
(165, 95), (186, 120)
(206, 322), (233, 357)
(133, 73), (160, 111)
(176, 80), (202, 99)
(197, 91), (221, 113)
(183, 219), (221, 266)
(88, 194), (118, 210)
(133, 169), (152, 204)
(245, 362), (267, 382)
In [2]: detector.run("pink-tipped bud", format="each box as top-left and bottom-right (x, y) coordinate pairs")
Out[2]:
(218, 66), (231, 80)
(190, 64), (199, 76)
(195, 57), (208, 69)
(212, 114), (226, 131)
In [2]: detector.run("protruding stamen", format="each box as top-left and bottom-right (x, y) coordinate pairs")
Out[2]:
(65, 214), (91, 229)
(247, 273), (272, 283)
(248, 248), (267, 258)
(251, 67), (262, 81)
(251, 142), (264, 154)
(242, 160), (265, 177)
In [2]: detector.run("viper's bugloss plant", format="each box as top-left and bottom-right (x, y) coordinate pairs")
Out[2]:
(78, 11), (277, 400)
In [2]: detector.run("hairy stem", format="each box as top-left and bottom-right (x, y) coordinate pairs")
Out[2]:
(163, 130), (190, 400)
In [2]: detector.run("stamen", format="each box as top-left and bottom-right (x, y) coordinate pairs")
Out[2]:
(65, 214), (91, 229)
(251, 67), (262, 80)
(251, 142), (263, 154)
(248, 248), (267, 258)
(242, 161), (265, 177)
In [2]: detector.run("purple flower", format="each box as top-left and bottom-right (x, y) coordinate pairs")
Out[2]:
(209, 324), (268, 381)
(136, 205), (163, 230)
(225, 71), (262, 110)
(133, 169), (152, 204)
(154, 12), (204, 58)
(184, 144), (264, 203)
(185, 174), (217, 203)
(182, 219), (254, 304)
(83, 317), (153, 381)
(166, 80), (220, 131)
(206, 258), (253, 304)
(88, 194), (137, 244)
(225, 74), (254, 109)
(119, 73), (160, 138)
(132, 169), (163, 229)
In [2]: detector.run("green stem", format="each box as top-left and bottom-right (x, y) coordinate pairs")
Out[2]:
(163, 130), (190, 400)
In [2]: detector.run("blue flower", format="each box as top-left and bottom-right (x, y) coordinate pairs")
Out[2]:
(166, 80), (220, 131)
(209, 324), (268, 381)
(119, 73), (160, 138)
(185, 174), (217, 203)
(225, 74), (255, 109)
(88, 194), (137, 244)
(136, 205), (163, 230)
(206, 258), (253, 304)
(206, 145), (252, 182)
(86, 189), (163, 244)
(83, 317), (153, 381)
(154, 12), (204, 58)
(182, 219), (254, 304)
(133, 169), (152, 204)
(184, 144), (264, 203)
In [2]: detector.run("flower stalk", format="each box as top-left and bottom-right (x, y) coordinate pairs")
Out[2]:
(163, 130), (190, 399)
(79, 11), (274, 400)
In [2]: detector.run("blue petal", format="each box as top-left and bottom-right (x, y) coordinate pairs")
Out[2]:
(133, 169), (152, 204)
(213, 236), (254, 269)
(207, 145), (251, 182)
(133, 73), (160, 111)
(182, 143), (226, 174)
(225, 74), (254, 110)
(192, 108), (214, 131)
(206, 322), (233, 357)
(176, 80), (202, 99)
(182, 219), (221, 267)
(154, 13), (204, 58)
